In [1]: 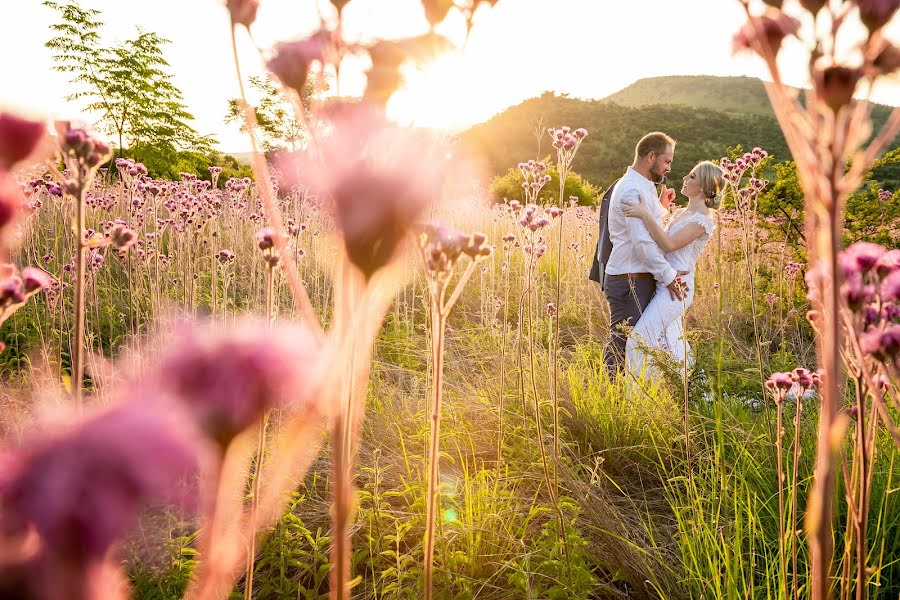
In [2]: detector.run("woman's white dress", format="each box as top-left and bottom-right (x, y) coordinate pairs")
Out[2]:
(625, 209), (715, 375)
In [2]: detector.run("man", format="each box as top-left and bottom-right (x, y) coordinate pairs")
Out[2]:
(600, 131), (685, 375)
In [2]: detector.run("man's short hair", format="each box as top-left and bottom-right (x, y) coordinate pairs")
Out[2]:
(635, 132), (676, 161)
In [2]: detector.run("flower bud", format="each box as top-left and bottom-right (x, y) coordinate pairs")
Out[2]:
(857, 0), (899, 33)
(0, 113), (45, 170)
(226, 0), (259, 27)
(817, 65), (863, 113)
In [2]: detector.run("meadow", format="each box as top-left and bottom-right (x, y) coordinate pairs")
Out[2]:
(0, 142), (897, 599)
(1, 1), (899, 599)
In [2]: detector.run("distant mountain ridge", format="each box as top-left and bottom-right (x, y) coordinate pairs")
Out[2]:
(459, 75), (898, 193)
(601, 75), (896, 125)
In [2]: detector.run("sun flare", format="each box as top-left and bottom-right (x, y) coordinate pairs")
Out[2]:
(386, 51), (495, 132)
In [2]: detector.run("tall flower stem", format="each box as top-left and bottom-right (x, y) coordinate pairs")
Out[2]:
(423, 282), (446, 600)
(790, 395), (803, 600)
(244, 262), (275, 600)
(776, 398), (787, 596)
(72, 187), (87, 410)
(496, 249), (511, 478)
(227, 22), (321, 342)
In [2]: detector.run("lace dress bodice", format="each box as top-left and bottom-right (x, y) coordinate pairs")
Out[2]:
(663, 210), (715, 274)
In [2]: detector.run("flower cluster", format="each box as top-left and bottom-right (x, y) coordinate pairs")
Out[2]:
(547, 126), (588, 176)
(765, 367), (821, 405)
(720, 148), (768, 186)
(808, 242), (900, 370)
(418, 221), (491, 276)
(55, 122), (112, 198)
(517, 160), (550, 205)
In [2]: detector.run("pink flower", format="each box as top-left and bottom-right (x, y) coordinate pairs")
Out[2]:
(840, 241), (886, 276)
(276, 104), (454, 279)
(226, 0), (259, 28)
(0, 113), (45, 171)
(765, 371), (794, 403)
(21, 268), (52, 294)
(156, 319), (323, 446)
(860, 324), (900, 362)
(733, 11), (801, 56)
(816, 65), (863, 113)
(875, 249), (900, 279)
(857, 0), (900, 32)
(267, 36), (325, 96)
(881, 269), (900, 303)
(0, 403), (200, 591)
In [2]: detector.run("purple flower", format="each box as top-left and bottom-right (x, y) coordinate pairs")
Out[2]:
(875, 249), (900, 279)
(0, 403), (200, 593)
(816, 65), (863, 113)
(109, 224), (136, 251)
(840, 241), (886, 276)
(277, 104), (454, 279)
(226, 0), (259, 27)
(857, 0), (899, 32)
(733, 11), (801, 56)
(860, 324), (900, 362)
(881, 269), (900, 303)
(267, 36), (325, 96)
(765, 371), (794, 403)
(156, 320), (323, 446)
(21, 268), (53, 294)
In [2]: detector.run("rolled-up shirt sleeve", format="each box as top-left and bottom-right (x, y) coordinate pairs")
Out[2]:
(618, 193), (677, 286)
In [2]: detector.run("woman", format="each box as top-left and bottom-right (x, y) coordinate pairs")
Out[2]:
(620, 160), (726, 374)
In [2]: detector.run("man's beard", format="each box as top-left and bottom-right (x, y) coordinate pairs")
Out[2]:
(649, 163), (666, 184)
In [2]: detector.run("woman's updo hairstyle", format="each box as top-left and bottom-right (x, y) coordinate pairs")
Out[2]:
(694, 160), (727, 209)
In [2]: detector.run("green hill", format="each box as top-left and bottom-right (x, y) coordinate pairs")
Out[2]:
(460, 76), (898, 196)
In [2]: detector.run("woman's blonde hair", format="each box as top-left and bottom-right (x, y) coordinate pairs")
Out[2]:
(694, 161), (727, 209)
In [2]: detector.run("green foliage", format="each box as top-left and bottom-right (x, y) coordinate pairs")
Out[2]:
(757, 152), (900, 252)
(489, 160), (600, 206)
(127, 530), (199, 600)
(226, 75), (328, 152)
(44, 1), (214, 154)
(126, 145), (252, 183)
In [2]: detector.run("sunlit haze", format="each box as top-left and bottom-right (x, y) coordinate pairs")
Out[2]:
(3, 0), (898, 152)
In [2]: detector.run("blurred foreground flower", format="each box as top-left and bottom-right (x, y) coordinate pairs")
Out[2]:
(277, 103), (459, 280)
(0, 403), (201, 600)
(155, 318), (324, 447)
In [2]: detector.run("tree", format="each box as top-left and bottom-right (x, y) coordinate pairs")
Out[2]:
(44, 1), (214, 156)
(226, 75), (328, 152)
(489, 160), (601, 206)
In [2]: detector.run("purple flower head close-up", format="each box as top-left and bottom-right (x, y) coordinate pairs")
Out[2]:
(156, 319), (324, 447)
(0, 113), (45, 171)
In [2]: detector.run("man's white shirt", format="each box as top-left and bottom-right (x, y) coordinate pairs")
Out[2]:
(605, 167), (677, 286)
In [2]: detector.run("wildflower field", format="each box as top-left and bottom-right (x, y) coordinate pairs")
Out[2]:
(1, 1), (900, 599)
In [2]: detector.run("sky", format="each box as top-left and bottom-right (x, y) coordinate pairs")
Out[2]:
(2, 0), (898, 153)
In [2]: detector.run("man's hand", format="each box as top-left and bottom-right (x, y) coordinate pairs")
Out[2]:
(667, 275), (689, 300)
(659, 184), (676, 209)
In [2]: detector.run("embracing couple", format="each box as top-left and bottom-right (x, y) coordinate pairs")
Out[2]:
(590, 132), (726, 377)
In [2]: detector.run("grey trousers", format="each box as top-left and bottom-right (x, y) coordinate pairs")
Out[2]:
(603, 274), (657, 375)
